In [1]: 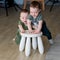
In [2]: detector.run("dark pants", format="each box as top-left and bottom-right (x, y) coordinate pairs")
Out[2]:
(41, 20), (52, 40)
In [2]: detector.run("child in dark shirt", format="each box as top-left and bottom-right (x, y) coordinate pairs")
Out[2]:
(27, 1), (54, 45)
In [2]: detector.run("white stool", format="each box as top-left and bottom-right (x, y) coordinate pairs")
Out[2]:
(19, 30), (44, 57)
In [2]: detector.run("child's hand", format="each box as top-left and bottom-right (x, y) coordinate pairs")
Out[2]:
(29, 30), (33, 33)
(33, 30), (40, 34)
(21, 30), (25, 33)
(33, 26), (37, 29)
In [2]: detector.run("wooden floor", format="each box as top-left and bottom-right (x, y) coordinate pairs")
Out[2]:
(46, 34), (60, 60)
(0, 6), (60, 60)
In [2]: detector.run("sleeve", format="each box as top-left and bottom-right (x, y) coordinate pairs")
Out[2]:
(18, 20), (22, 25)
(37, 13), (43, 21)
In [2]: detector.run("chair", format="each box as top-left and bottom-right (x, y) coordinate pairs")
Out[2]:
(19, 30), (44, 56)
(45, 0), (60, 11)
(0, 0), (8, 16)
(0, 0), (22, 16)
(23, 0), (45, 11)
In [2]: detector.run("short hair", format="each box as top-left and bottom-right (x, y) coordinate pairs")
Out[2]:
(20, 9), (29, 15)
(30, 1), (41, 9)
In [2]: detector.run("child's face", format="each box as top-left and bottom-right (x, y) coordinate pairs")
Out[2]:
(30, 7), (40, 18)
(20, 12), (28, 23)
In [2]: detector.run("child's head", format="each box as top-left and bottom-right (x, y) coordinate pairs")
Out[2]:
(20, 9), (29, 23)
(30, 1), (41, 18)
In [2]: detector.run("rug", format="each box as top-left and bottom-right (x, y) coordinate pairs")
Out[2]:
(45, 34), (60, 60)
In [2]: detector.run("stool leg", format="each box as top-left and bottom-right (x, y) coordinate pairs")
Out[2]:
(37, 37), (44, 54)
(5, 1), (8, 16)
(32, 37), (37, 50)
(25, 37), (31, 56)
(50, 0), (55, 11)
(19, 36), (26, 52)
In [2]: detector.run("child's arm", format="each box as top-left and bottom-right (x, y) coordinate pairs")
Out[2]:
(37, 20), (43, 32)
(18, 25), (25, 33)
(33, 20), (43, 34)
(27, 19), (33, 33)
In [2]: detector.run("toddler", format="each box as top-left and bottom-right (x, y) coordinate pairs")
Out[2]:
(27, 1), (54, 45)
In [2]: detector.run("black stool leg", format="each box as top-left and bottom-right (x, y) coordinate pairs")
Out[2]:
(50, 0), (59, 11)
(5, 0), (8, 16)
(13, 3), (18, 11)
(45, 0), (60, 11)
(50, 0), (55, 11)
(45, 0), (50, 5)
(14, 4), (22, 10)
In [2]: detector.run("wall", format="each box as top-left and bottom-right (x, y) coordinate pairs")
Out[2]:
(14, 0), (60, 5)
(14, 0), (24, 5)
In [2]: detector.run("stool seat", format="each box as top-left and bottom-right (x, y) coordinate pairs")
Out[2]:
(20, 30), (42, 37)
(19, 30), (44, 57)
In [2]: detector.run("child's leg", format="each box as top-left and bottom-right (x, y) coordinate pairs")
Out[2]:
(15, 29), (21, 45)
(41, 21), (53, 45)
